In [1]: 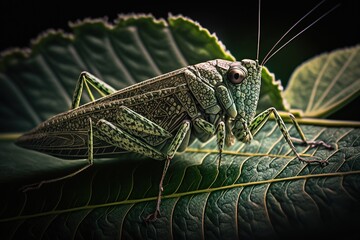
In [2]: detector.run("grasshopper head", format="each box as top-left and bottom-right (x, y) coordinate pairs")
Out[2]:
(222, 59), (262, 142)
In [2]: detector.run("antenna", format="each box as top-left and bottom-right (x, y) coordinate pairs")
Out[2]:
(256, 0), (261, 61)
(261, 1), (340, 66)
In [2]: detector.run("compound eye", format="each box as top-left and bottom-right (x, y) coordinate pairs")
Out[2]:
(227, 67), (247, 84)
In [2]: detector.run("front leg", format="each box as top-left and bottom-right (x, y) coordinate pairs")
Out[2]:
(145, 121), (191, 222)
(93, 106), (192, 221)
(245, 107), (332, 165)
(193, 117), (226, 161)
(288, 114), (332, 149)
(96, 119), (165, 160)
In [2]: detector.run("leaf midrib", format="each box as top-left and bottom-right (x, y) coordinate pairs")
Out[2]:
(1, 169), (359, 223)
(1, 117), (359, 141)
(185, 148), (313, 158)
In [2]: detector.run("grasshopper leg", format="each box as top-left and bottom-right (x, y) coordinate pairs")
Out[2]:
(71, 71), (116, 109)
(96, 110), (191, 221)
(145, 121), (191, 222)
(248, 107), (331, 166)
(95, 119), (166, 160)
(194, 117), (226, 165)
(216, 121), (225, 166)
(95, 105), (175, 160)
(288, 114), (333, 149)
(20, 118), (95, 192)
(116, 106), (172, 141)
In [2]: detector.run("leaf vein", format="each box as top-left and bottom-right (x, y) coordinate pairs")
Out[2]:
(2, 170), (360, 223)
(132, 27), (162, 76)
(234, 187), (243, 239)
(118, 204), (133, 239)
(169, 197), (180, 239)
(313, 46), (359, 110)
(39, 53), (71, 104)
(106, 32), (137, 86)
(0, 73), (41, 125)
(72, 209), (92, 240)
(263, 183), (276, 236)
(302, 178), (318, 207)
(73, 37), (105, 85)
(316, 79), (360, 110)
(201, 192), (211, 240)
(305, 54), (331, 113)
(166, 28), (188, 67)
(335, 128), (354, 148)
(185, 148), (313, 159)
(85, 168), (96, 206)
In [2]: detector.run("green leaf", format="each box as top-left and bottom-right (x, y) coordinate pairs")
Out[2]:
(257, 66), (290, 112)
(284, 45), (360, 118)
(1, 123), (359, 239)
(0, 15), (359, 239)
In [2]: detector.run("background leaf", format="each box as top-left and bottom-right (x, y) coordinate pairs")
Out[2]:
(0, 15), (287, 134)
(257, 67), (290, 112)
(0, 15), (359, 239)
(284, 45), (360, 117)
(0, 15), (233, 132)
(0, 15), (231, 133)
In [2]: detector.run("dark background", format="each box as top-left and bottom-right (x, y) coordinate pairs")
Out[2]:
(1, 0), (359, 120)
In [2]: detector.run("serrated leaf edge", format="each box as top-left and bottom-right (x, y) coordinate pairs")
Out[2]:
(0, 14), (234, 69)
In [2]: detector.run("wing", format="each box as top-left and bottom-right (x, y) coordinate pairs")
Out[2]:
(15, 131), (127, 159)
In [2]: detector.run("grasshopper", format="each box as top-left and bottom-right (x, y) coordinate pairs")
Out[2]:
(16, 1), (334, 221)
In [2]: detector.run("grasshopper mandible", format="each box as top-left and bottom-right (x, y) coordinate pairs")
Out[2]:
(16, 1), (334, 221)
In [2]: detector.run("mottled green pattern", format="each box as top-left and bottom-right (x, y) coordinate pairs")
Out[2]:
(175, 89), (198, 118)
(216, 85), (237, 118)
(185, 70), (218, 111)
(230, 60), (262, 127)
(17, 56), (330, 168)
(194, 118), (215, 134)
(216, 121), (225, 153)
(233, 118), (253, 143)
(1, 13), (357, 238)
(116, 106), (172, 138)
(167, 121), (190, 159)
(96, 119), (165, 160)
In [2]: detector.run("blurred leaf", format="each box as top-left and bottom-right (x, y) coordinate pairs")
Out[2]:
(284, 45), (360, 117)
(257, 66), (290, 112)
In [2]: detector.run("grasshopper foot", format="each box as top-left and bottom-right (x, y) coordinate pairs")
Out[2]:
(144, 210), (160, 223)
(306, 140), (333, 149)
(291, 137), (334, 150)
(298, 155), (329, 167)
